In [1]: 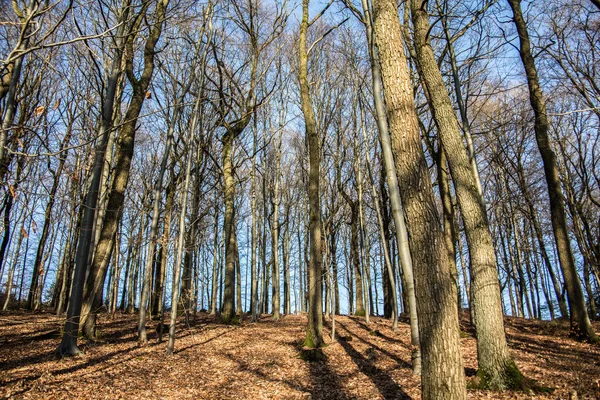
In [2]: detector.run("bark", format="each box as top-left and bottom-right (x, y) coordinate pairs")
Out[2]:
(339, 189), (365, 317)
(56, 10), (130, 355)
(372, 0), (466, 396)
(360, 0), (420, 369)
(138, 109), (176, 342)
(362, 120), (398, 329)
(235, 229), (242, 315)
(2, 209), (26, 311)
(299, 0), (323, 348)
(436, 143), (460, 310)
(411, 0), (520, 388)
(517, 166), (568, 317)
(0, 194), (14, 277)
(221, 130), (238, 323)
(80, 0), (169, 338)
(250, 130), (259, 321)
(271, 157), (281, 320)
(152, 175), (175, 316)
(283, 228), (291, 315)
(210, 206), (219, 315)
(508, 0), (596, 341)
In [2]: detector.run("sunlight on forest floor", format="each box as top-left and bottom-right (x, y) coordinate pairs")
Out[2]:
(0, 311), (599, 399)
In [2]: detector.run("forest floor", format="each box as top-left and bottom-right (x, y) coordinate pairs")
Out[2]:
(0, 310), (599, 399)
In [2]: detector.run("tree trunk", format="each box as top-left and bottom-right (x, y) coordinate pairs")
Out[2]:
(250, 130), (259, 321)
(221, 130), (238, 323)
(508, 0), (596, 341)
(56, 11), (130, 354)
(272, 166), (281, 320)
(80, 0), (168, 338)
(299, 0), (324, 348)
(360, 0), (420, 369)
(27, 126), (72, 310)
(372, 0), (466, 396)
(411, 0), (521, 388)
(210, 205), (219, 315)
(166, 126), (195, 354)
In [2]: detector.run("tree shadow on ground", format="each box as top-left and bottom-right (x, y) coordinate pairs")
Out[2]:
(335, 320), (411, 369)
(306, 348), (350, 400)
(333, 321), (412, 399)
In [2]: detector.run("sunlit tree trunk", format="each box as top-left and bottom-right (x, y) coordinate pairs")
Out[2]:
(299, 0), (323, 348)
(372, 0), (466, 396)
(411, 0), (521, 387)
(80, 0), (169, 339)
(360, 0), (420, 370)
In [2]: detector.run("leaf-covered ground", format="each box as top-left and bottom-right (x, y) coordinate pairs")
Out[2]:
(0, 310), (599, 399)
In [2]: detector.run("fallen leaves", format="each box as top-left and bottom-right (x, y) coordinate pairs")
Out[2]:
(0, 310), (598, 399)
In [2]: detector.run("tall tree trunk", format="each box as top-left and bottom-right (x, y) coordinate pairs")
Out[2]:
(166, 124), (195, 354)
(360, 0), (420, 369)
(210, 205), (220, 315)
(436, 143), (460, 311)
(283, 229), (291, 315)
(2, 208), (26, 311)
(362, 120), (398, 329)
(140, 111), (180, 341)
(80, 0), (169, 338)
(250, 129), (259, 321)
(272, 164), (281, 320)
(299, 0), (323, 348)
(411, 0), (521, 388)
(221, 130), (238, 323)
(508, 0), (596, 341)
(371, 0), (466, 396)
(235, 229), (242, 315)
(56, 9), (131, 355)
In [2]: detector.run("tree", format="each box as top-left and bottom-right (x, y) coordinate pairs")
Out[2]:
(410, 0), (523, 389)
(371, 0), (466, 397)
(507, 0), (597, 342)
(298, 0), (324, 348)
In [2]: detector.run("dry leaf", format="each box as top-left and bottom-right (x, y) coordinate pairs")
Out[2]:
(145, 91), (152, 99)
(0, 311), (598, 399)
(35, 106), (45, 116)
(21, 227), (28, 238)
(54, 99), (61, 110)
(8, 185), (15, 198)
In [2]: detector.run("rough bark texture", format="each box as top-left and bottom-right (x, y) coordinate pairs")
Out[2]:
(299, 0), (323, 348)
(371, 0), (466, 397)
(360, 0), (420, 370)
(221, 130), (239, 324)
(507, 0), (596, 342)
(410, 0), (520, 389)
